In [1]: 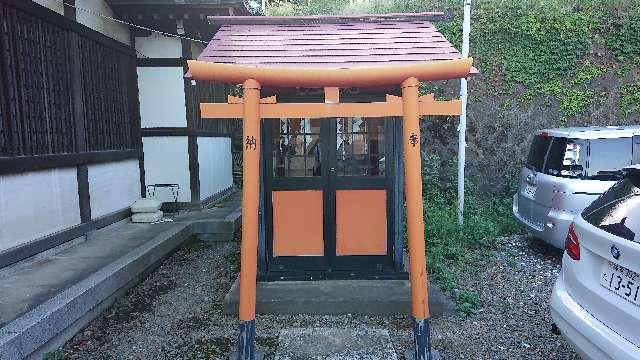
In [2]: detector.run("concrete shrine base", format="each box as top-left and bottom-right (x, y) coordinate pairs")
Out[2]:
(223, 277), (456, 317)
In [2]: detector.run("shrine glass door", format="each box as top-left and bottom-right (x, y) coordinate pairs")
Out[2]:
(263, 116), (396, 275)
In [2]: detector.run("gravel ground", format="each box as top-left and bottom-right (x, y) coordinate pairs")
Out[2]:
(430, 236), (580, 360)
(62, 234), (580, 360)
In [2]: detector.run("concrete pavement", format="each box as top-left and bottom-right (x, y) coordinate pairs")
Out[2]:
(0, 191), (241, 359)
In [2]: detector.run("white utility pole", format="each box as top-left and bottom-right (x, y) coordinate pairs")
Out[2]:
(458, 0), (472, 226)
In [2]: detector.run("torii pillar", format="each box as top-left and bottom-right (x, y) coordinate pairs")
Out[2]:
(236, 79), (261, 359)
(402, 77), (433, 359)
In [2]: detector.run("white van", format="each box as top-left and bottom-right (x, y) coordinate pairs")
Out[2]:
(513, 126), (640, 248)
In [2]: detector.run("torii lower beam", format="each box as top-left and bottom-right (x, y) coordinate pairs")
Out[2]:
(200, 94), (462, 119)
(188, 59), (473, 360)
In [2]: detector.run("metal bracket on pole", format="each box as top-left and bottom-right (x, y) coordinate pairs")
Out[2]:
(234, 320), (257, 360)
(404, 318), (441, 360)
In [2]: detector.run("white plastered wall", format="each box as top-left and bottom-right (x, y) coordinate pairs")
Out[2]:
(198, 137), (233, 201)
(75, 0), (130, 44)
(136, 34), (191, 204)
(143, 137), (191, 203)
(135, 33), (182, 59)
(0, 168), (81, 253)
(137, 67), (187, 128)
(32, 0), (63, 14)
(32, 0), (130, 44)
(88, 160), (141, 219)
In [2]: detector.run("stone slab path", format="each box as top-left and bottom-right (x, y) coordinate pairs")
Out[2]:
(274, 328), (397, 360)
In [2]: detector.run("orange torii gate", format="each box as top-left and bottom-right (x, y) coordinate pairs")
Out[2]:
(188, 57), (474, 360)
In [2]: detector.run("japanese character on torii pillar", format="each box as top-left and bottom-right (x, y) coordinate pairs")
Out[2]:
(187, 57), (474, 360)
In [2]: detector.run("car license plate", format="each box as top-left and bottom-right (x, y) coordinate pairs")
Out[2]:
(600, 261), (640, 306)
(522, 184), (536, 199)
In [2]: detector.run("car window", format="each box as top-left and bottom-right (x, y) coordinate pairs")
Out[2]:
(545, 137), (588, 178)
(583, 176), (640, 242)
(526, 135), (633, 180)
(587, 138), (633, 177)
(632, 135), (640, 165)
(526, 135), (551, 172)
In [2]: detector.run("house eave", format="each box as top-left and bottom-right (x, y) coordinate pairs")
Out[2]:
(106, 0), (255, 16)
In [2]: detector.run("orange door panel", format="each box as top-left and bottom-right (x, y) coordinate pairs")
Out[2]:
(272, 190), (324, 256)
(336, 190), (387, 256)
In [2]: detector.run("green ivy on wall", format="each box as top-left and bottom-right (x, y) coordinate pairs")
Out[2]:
(434, 1), (602, 118)
(603, 8), (640, 65)
(620, 81), (640, 117)
(265, 0), (640, 119)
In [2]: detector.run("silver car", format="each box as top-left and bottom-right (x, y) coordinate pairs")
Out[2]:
(551, 166), (640, 359)
(513, 126), (640, 248)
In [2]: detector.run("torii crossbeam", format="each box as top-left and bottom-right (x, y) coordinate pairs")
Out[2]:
(188, 58), (474, 360)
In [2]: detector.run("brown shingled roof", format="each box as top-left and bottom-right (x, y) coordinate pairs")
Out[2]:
(197, 14), (471, 70)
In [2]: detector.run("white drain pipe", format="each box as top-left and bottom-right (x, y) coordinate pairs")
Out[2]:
(458, 0), (472, 225)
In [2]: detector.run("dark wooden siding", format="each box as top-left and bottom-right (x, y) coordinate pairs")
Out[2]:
(0, 0), (140, 163)
(79, 37), (136, 151)
(0, 4), (76, 156)
(192, 81), (239, 134)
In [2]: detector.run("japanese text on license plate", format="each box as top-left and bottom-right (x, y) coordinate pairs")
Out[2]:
(600, 261), (640, 306)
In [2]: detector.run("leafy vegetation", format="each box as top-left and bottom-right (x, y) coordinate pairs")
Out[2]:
(44, 349), (66, 360)
(420, 155), (520, 316)
(603, 8), (640, 65)
(456, 290), (482, 317)
(266, 0), (640, 119)
(573, 63), (606, 85)
(620, 81), (640, 117)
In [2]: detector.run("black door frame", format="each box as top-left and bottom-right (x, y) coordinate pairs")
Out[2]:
(262, 117), (398, 274)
